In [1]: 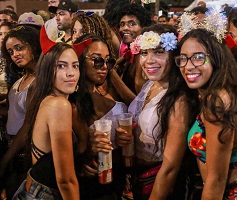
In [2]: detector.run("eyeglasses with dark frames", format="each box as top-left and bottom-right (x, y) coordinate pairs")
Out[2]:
(85, 56), (116, 70)
(175, 52), (209, 68)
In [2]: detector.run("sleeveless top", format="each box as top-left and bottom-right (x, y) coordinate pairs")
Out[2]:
(187, 114), (237, 163)
(30, 132), (78, 189)
(91, 101), (128, 149)
(128, 80), (167, 163)
(6, 76), (34, 136)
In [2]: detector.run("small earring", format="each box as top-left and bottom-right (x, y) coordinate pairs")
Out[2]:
(75, 85), (79, 92)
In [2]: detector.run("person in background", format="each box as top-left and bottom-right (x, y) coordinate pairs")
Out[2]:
(12, 26), (83, 199)
(168, 15), (178, 28)
(151, 14), (159, 23)
(176, 11), (237, 199)
(190, 5), (209, 23)
(103, 0), (131, 58)
(228, 7), (237, 44)
(227, 7), (237, 62)
(0, 21), (16, 140)
(116, 2), (153, 94)
(158, 15), (168, 24)
(0, 9), (18, 25)
(48, 0), (78, 44)
(17, 12), (44, 30)
(71, 12), (115, 57)
(32, 9), (51, 23)
(5, 5), (15, 12)
(0, 25), (41, 199)
(45, 0), (60, 41)
(0, 22), (16, 50)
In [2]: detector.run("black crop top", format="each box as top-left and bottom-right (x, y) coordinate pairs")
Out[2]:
(30, 133), (78, 189)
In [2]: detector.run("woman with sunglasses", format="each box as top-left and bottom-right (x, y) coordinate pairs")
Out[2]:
(92, 24), (199, 200)
(176, 20), (237, 199)
(71, 12), (135, 106)
(70, 34), (132, 199)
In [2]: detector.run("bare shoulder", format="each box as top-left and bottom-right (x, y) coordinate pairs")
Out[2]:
(41, 96), (72, 113)
(174, 94), (190, 111)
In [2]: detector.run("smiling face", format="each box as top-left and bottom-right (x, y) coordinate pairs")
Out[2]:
(53, 48), (79, 98)
(84, 41), (111, 85)
(119, 15), (142, 45)
(179, 38), (213, 89)
(6, 37), (33, 69)
(140, 46), (171, 82)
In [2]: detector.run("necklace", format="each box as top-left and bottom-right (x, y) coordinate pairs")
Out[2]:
(94, 85), (108, 96)
(145, 85), (164, 101)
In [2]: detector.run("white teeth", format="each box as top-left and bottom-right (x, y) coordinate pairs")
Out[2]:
(187, 74), (199, 78)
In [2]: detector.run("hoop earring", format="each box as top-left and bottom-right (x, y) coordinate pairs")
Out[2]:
(75, 85), (79, 92)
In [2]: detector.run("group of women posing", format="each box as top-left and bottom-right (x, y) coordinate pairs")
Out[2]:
(1, 10), (237, 200)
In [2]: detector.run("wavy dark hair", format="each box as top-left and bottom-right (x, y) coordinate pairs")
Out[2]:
(142, 24), (199, 155)
(117, 2), (153, 28)
(1, 25), (41, 81)
(178, 28), (237, 142)
(103, 0), (131, 27)
(70, 34), (114, 124)
(25, 43), (75, 142)
(228, 7), (237, 30)
(71, 13), (115, 57)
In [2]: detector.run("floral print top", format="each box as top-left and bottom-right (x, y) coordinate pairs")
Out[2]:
(188, 115), (237, 163)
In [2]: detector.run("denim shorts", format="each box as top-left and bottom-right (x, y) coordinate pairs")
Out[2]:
(12, 172), (62, 200)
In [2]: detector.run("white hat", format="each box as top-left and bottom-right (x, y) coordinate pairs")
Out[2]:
(18, 12), (44, 26)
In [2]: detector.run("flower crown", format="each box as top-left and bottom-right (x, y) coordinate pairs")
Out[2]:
(130, 31), (177, 54)
(178, 9), (227, 43)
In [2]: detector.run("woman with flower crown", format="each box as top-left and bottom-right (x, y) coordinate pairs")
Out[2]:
(176, 10), (237, 199)
(91, 23), (199, 200)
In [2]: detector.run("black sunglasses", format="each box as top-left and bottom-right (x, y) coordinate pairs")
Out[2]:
(85, 56), (116, 70)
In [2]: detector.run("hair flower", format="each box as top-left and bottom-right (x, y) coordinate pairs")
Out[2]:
(130, 31), (177, 53)
(160, 32), (177, 51)
(139, 31), (161, 50)
(130, 36), (141, 54)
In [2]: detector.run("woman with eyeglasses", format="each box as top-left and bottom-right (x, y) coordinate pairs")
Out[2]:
(91, 24), (199, 200)
(176, 26), (237, 199)
(71, 34), (132, 199)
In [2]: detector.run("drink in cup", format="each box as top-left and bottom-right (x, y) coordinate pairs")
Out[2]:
(117, 113), (134, 167)
(94, 119), (113, 184)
